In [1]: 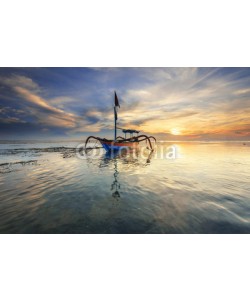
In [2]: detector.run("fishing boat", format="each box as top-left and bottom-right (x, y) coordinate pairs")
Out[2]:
(85, 92), (156, 152)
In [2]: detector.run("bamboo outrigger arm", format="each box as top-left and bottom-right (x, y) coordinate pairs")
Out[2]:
(85, 134), (156, 151)
(84, 136), (103, 149)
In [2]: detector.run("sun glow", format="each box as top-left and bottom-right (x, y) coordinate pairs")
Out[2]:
(170, 128), (181, 135)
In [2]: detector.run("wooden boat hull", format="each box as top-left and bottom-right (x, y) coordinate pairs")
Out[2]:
(101, 140), (139, 152)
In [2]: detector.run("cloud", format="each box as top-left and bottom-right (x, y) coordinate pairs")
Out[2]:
(112, 68), (250, 138)
(1, 68), (250, 140)
(0, 75), (81, 129)
(1, 74), (40, 92)
(0, 73), (115, 135)
(0, 116), (26, 124)
(0, 105), (27, 124)
(13, 86), (77, 128)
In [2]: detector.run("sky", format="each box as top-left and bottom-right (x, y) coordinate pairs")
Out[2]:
(0, 67), (250, 141)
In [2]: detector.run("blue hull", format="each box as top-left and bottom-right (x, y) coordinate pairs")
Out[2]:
(101, 141), (138, 152)
(101, 143), (129, 152)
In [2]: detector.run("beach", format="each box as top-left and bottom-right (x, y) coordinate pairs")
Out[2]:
(0, 141), (249, 233)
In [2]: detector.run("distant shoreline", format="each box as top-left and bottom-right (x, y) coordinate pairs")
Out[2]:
(0, 139), (249, 144)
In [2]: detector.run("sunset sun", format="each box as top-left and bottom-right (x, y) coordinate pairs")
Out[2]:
(170, 128), (181, 135)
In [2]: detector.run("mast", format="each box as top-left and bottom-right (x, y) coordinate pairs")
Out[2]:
(114, 106), (117, 140)
(114, 91), (120, 141)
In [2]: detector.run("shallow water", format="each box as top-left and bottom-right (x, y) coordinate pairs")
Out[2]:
(0, 141), (249, 233)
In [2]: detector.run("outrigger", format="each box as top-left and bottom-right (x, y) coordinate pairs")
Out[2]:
(85, 92), (156, 152)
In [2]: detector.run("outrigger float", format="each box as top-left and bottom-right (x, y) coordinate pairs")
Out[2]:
(85, 92), (156, 152)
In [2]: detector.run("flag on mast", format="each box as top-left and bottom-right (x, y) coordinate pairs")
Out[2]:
(114, 91), (120, 108)
(114, 91), (120, 121)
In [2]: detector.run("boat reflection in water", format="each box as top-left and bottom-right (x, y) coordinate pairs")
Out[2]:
(99, 148), (155, 200)
(111, 159), (120, 199)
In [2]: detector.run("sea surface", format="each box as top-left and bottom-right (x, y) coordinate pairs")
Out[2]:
(0, 141), (249, 233)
